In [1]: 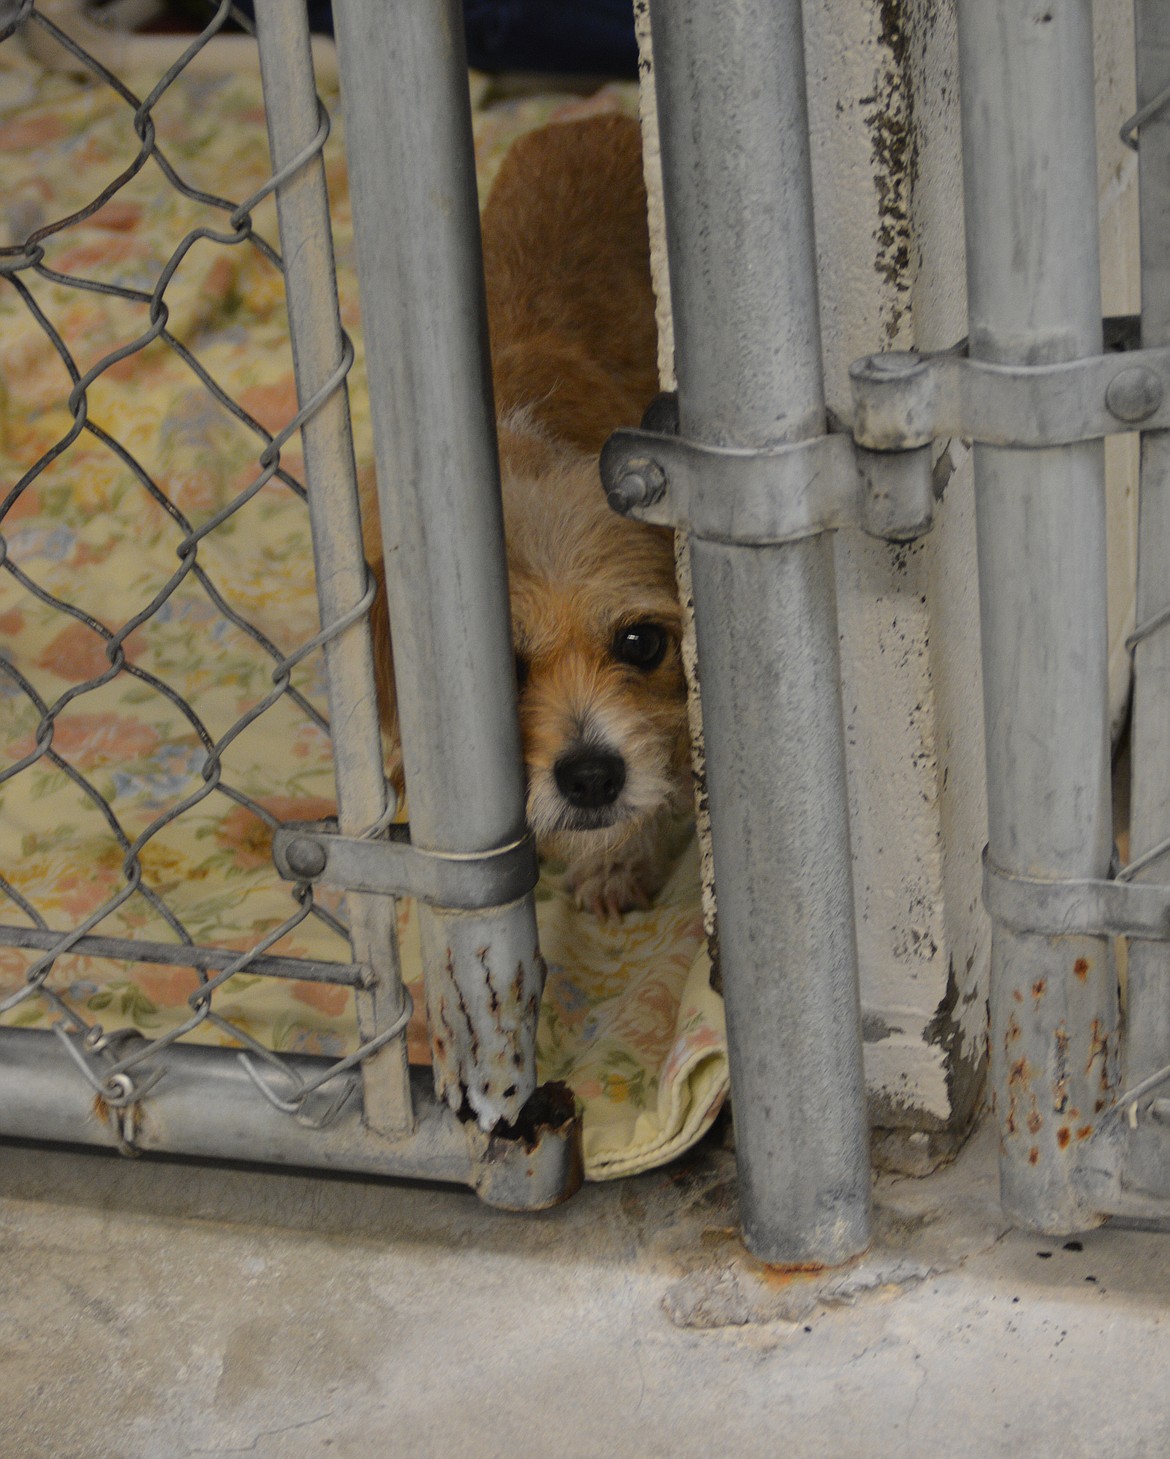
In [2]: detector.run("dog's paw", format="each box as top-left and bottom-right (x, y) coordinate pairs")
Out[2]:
(558, 806), (687, 920)
(565, 858), (657, 921)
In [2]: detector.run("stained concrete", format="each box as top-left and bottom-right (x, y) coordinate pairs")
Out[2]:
(3, 1118), (1170, 1459)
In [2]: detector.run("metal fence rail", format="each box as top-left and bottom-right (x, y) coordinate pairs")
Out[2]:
(0, 0), (579, 1208)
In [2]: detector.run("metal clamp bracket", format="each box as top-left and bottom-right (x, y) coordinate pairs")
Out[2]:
(604, 320), (1168, 547)
(851, 315), (1169, 453)
(600, 394), (936, 547)
(982, 850), (1170, 941)
(273, 821), (539, 911)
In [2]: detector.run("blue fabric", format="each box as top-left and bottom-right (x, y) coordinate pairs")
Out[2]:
(233, 1), (638, 78)
(463, 0), (637, 76)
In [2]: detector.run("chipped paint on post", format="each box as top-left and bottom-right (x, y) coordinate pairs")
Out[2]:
(805, 0), (993, 1152)
(861, 0), (919, 342)
(990, 941), (1120, 1224)
(332, 0), (557, 1147)
(419, 903), (545, 1130)
(468, 1081), (584, 1210)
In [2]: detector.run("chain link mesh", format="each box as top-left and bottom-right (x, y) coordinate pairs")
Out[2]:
(0, 0), (400, 1124)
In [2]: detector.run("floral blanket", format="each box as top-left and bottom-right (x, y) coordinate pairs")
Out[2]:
(0, 35), (727, 1178)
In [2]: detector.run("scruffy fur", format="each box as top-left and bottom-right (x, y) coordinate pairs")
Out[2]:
(363, 114), (689, 917)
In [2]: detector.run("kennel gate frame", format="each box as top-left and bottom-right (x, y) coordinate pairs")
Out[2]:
(244, 0), (1170, 1241)
(0, 0), (581, 1212)
(844, 0), (1170, 1234)
(0, 0), (888, 1262)
(18, 0), (1170, 1251)
(0, 0), (982, 1265)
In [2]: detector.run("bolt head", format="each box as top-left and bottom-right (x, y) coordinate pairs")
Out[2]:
(285, 835), (327, 879)
(1106, 365), (1164, 424)
(606, 456), (666, 514)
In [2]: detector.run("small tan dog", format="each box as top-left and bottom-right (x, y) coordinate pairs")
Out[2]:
(363, 113), (689, 917)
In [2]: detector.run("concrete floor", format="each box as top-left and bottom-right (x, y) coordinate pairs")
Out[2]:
(4, 1117), (1170, 1459)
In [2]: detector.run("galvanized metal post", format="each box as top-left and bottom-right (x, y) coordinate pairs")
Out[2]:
(252, 1), (410, 1133)
(649, 0), (871, 1265)
(958, 0), (1119, 1231)
(331, 0), (544, 1129)
(1122, 0), (1170, 1199)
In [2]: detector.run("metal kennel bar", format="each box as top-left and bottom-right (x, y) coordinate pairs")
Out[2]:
(956, 0), (1119, 1233)
(252, 0), (410, 1136)
(648, 0), (871, 1265)
(329, 0), (547, 1134)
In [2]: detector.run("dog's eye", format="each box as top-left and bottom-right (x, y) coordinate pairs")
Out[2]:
(514, 653), (529, 690)
(613, 622), (667, 671)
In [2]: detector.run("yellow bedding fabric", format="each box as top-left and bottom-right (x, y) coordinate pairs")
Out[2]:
(0, 41), (727, 1177)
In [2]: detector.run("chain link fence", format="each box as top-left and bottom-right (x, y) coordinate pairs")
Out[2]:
(3, 0), (748, 1215)
(0, 0), (415, 1145)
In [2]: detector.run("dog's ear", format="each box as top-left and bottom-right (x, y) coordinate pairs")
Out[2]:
(358, 465), (405, 798)
(494, 335), (653, 457)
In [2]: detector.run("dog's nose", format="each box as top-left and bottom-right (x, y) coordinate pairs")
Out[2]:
(554, 749), (626, 809)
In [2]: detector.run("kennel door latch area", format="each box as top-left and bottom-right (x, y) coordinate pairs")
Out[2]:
(849, 315), (1170, 450)
(272, 822), (540, 912)
(600, 403), (936, 547)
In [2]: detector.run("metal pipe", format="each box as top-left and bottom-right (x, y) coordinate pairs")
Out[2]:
(1122, 0), (1170, 1199)
(0, 1028), (580, 1209)
(958, 0), (1118, 1231)
(253, 1), (411, 1134)
(0, 924), (363, 984)
(0, 1029), (466, 1178)
(330, 1), (543, 1129)
(649, 0), (870, 1265)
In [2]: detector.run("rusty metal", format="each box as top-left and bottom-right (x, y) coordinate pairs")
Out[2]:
(955, 0), (1119, 1232)
(0, 1029), (582, 1207)
(467, 1083), (585, 1211)
(847, 4), (1170, 1234)
(0, 0), (581, 1209)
